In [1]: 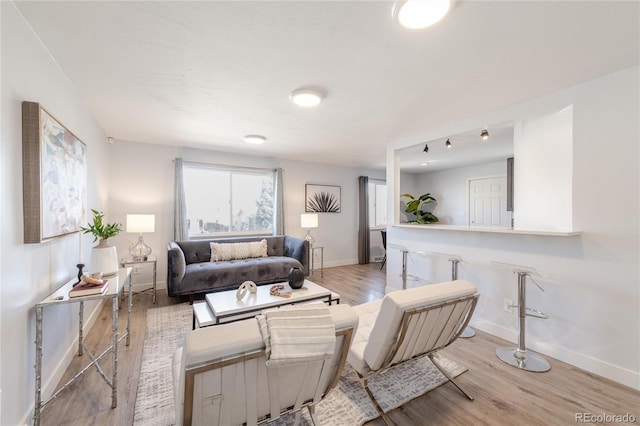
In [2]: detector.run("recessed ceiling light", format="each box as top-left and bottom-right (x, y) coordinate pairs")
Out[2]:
(244, 135), (266, 145)
(290, 88), (324, 107)
(393, 0), (452, 29)
(480, 129), (489, 140)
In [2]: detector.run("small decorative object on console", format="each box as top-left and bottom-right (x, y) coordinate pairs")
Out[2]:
(235, 280), (257, 300)
(270, 284), (292, 298)
(81, 272), (104, 285)
(69, 278), (109, 298)
(288, 267), (305, 289)
(74, 263), (85, 286)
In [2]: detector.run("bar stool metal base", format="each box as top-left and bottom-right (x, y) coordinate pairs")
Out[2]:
(496, 347), (550, 372)
(460, 327), (476, 338)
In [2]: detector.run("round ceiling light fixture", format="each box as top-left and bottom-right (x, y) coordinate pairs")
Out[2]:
(244, 134), (267, 145)
(393, 0), (452, 29)
(290, 88), (324, 107)
(480, 129), (489, 140)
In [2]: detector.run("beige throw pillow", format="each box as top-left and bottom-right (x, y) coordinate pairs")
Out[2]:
(210, 239), (268, 262)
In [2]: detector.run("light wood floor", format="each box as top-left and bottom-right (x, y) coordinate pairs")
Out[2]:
(40, 264), (639, 426)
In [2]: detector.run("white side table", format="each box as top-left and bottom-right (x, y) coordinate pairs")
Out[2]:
(311, 246), (324, 277)
(120, 255), (157, 303)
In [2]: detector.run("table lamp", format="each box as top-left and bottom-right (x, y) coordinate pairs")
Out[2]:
(126, 214), (155, 261)
(300, 213), (318, 245)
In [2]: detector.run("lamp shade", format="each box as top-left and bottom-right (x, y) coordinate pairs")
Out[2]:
(301, 213), (318, 229)
(126, 214), (155, 233)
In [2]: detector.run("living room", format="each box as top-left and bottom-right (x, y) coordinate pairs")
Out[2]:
(2, 1), (639, 425)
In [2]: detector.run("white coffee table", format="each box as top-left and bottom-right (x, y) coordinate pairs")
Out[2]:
(193, 279), (340, 328)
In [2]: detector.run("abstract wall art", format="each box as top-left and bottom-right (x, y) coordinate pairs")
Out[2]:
(22, 101), (87, 243)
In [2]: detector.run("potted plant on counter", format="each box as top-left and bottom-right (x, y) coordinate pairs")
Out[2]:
(81, 209), (122, 276)
(401, 193), (439, 224)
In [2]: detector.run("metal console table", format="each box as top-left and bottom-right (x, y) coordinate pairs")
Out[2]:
(311, 246), (324, 277)
(120, 255), (157, 303)
(33, 268), (133, 426)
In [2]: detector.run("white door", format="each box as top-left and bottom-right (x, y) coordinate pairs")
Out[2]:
(468, 177), (512, 227)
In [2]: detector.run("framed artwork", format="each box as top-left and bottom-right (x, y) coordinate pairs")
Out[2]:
(305, 184), (341, 213)
(22, 101), (87, 243)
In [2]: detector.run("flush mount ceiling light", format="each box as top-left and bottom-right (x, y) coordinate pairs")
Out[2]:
(423, 143), (429, 154)
(244, 134), (266, 145)
(445, 138), (452, 149)
(290, 88), (324, 107)
(480, 129), (490, 140)
(393, 0), (452, 29)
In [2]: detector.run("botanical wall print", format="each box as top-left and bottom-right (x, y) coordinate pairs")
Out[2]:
(305, 184), (341, 213)
(22, 101), (87, 243)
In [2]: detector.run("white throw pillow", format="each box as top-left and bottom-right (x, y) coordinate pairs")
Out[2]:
(210, 239), (268, 262)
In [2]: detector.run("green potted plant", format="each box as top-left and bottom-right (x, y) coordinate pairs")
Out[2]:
(81, 209), (122, 243)
(81, 209), (122, 275)
(401, 193), (439, 224)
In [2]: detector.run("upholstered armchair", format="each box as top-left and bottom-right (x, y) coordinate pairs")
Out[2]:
(172, 304), (358, 426)
(347, 280), (479, 424)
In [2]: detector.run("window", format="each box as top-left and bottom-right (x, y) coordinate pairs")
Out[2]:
(183, 164), (274, 238)
(368, 180), (387, 227)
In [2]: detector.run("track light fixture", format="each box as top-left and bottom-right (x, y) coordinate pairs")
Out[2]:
(445, 139), (452, 149)
(481, 129), (489, 140)
(423, 144), (429, 154)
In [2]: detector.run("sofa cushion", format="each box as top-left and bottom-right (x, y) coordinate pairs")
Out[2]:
(210, 239), (267, 261)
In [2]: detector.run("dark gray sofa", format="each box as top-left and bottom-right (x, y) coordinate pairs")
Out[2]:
(167, 235), (309, 299)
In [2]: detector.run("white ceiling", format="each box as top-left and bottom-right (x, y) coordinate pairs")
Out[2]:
(399, 125), (514, 173)
(16, 1), (639, 171)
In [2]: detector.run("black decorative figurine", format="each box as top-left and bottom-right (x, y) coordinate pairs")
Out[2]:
(74, 263), (85, 287)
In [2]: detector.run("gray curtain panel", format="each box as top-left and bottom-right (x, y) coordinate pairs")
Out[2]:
(358, 175), (370, 264)
(274, 167), (285, 235)
(174, 158), (189, 241)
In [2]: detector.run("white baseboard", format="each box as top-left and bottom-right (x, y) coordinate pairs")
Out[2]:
(473, 320), (640, 391)
(322, 258), (358, 268)
(131, 280), (166, 292)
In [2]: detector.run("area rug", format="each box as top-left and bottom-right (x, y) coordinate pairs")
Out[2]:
(133, 303), (467, 426)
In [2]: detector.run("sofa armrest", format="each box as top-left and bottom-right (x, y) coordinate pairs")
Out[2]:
(167, 242), (187, 297)
(284, 236), (309, 275)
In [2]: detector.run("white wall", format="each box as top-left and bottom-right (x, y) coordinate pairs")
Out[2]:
(514, 106), (573, 231)
(412, 161), (507, 226)
(387, 67), (640, 389)
(1, 3), (111, 424)
(107, 141), (385, 289)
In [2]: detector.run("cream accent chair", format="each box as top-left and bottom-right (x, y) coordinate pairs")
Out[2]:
(347, 280), (479, 424)
(172, 304), (358, 426)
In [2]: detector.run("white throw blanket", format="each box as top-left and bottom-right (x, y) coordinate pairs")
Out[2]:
(257, 303), (336, 367)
